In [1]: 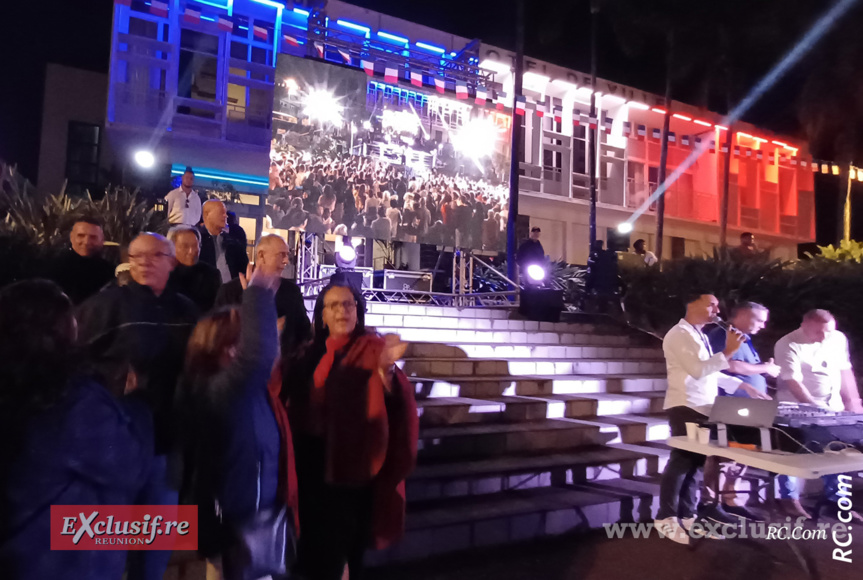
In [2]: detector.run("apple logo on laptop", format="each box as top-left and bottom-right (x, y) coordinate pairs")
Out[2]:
(738, 408), (750, 417)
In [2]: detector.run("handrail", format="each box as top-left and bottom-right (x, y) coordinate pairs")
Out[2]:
(470, 255), (518, 290)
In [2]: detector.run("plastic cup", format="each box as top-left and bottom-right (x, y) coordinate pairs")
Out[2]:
(685, 422), (698, 440)
(697, 427), (711, 445)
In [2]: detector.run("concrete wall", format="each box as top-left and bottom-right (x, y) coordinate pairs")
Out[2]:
(37, 64), (108, 193)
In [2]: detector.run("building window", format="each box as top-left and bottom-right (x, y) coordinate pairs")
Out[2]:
(65, 122), (101, 194)
(178, 28), (220, 107)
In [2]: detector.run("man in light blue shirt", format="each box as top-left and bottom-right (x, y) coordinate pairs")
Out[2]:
(706, 301), (780, 521)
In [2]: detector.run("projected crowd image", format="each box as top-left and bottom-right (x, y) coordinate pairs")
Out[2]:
(267, 54), (511, 251)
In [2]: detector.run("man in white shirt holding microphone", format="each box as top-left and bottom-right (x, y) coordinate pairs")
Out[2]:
(654, 293), (770, 544)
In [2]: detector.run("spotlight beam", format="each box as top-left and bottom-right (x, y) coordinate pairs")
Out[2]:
(621, 0), (859, 229)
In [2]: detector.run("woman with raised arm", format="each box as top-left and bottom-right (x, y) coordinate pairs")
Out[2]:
(283, 280), (418, 580)
(177, 265), (297, 580)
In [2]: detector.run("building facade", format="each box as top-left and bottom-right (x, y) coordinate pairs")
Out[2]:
(88, 0), (813, 261)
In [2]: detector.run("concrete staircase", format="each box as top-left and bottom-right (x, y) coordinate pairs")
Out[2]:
(361, 303), (672, 564)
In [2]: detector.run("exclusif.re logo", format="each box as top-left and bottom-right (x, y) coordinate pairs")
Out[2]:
(50, 506), (198, 551)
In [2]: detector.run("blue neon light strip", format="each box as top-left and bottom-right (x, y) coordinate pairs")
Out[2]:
(201, 15), (216, 22)
(195, 0), (234, 14)
(250, 0), (284, 10)
(336, 19), (371, 35)
(416, 41), (445, 54)
(293, 8), (309, 16)
(377, 31), (409, 44)
(171, 165), (268, 187)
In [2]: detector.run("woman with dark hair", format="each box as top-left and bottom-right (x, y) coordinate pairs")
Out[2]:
(0, 279), (153, 580)
(177, 267), (298, 580)
(284, 281), (418, 580)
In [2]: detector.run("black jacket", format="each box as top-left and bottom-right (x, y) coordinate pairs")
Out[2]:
(517, 239), (545, 266)
(76, 281), (199, 453)
(168, 262), (222, 313)
(46, 250), (115, 304)
(197, 226), (249, 280)
(215, 277), (311, 350)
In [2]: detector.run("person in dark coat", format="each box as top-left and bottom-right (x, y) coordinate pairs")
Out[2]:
(226, 211), (248, 248)
(167, 225), (222, 312)
(0, 279), (153, 580)
(284, 281), (418, 580)
(177, 268), (296, 580)
(198, 200), (249, 283)
(76, 233), (199, 580)
(516, 227), (545, 269)
(215, 234), (311, 351)
(46, 217), (115, 304)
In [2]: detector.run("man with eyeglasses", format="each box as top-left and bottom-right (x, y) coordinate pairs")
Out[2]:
(77, 233), (199, 580)
(165, 166), (202, 226)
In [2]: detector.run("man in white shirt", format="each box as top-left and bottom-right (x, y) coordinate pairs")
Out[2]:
(654, 293), (768, 544)
(633, 239), (658, 266)
(774, 309), (863, 520)
(165, 167), (202, 226)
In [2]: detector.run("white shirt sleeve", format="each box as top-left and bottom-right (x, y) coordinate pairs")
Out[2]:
(165, 190), (177, 215)
(664, 327), (729, 380)
(775, 338), (804, 383)
(717, 373), (744, 394)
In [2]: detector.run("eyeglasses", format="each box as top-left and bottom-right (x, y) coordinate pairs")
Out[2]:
(129, 252), (172, 263)
(324, 300), (357, 312)
(185, 198), (189, 208)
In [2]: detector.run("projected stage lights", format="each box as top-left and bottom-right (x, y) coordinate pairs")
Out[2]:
(526, 264), (546, 282)
(452, 117), (501, 160)
(134, 150), (155, 169)
(381, 109), (421, 134)
(303, 89), (343, 125)
(617, 222), (633, 234)
(335, 244), (357, 269)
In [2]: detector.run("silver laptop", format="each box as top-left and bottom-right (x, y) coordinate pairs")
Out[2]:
(708, 397), (779, 428)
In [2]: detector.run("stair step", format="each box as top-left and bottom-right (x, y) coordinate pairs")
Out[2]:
(380, 327), (651, 347)
(370, 486), (625, 563)
(408, 446), (653, 502)
(365, 308), (629, 333)
(404, 343), (662, 360)
(401, 358), (666, 378)
(411, 375), (667, 399)
(418, 419), (609, 460)
(417, 396), (548, 426)
(521, 392), (666, 419)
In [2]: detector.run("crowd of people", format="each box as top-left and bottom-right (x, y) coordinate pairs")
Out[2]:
(0, 205), (418, 580)
(654, 296), (863, 544)
(266, 150), (510, 251)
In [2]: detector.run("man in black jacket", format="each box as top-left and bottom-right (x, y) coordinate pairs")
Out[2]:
(166, 225), (221, 312)
(77, 232), (198, 580)
(198, 200), (248, 282)
(215, 234), (311, 349)
(47, 217), (115, 304)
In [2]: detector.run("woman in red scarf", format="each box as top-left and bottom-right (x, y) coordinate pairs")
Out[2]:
(283, 280), (418, 580)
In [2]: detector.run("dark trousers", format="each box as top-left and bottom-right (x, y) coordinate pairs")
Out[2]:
(294, 435), (375, 580)
(657, 406), (709, 520)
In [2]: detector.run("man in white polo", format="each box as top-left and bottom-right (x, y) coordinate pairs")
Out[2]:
(775, 309), (863, 519)
(165, 166), (202, 226)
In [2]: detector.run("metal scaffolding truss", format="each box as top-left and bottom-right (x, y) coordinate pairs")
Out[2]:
(303, 22), (496, 90)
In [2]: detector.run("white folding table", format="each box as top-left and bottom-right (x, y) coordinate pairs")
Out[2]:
(667, 436), (863, 578)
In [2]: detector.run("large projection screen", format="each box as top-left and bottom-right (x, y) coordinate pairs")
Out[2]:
(268, 53), (511, 253)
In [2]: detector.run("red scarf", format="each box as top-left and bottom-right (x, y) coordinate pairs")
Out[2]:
(267, 367), (300, 533)
(302, 332), (419, 548)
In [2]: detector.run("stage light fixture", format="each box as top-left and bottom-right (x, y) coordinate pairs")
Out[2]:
(134, 150), (155, 169)
(303, 89), (343, 125)
(527, 264), (546, 282)
(362, 120), (373, 130)
(617, 222), (633, 234)
(336, 244), (357, 269)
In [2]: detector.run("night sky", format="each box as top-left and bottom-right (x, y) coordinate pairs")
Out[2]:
(1, 0), (857, 244)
